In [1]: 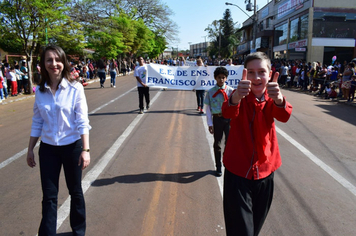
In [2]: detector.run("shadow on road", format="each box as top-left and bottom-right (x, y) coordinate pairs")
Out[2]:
(91, 170), (216, 186)
(315, 103), (356, 126)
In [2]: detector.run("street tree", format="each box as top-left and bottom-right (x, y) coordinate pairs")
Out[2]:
(0, 0), (70, 93)
(119, 0), (178, 44)
(221, 9), (235, 58)
(205, 9), (240, 59)
(66, 0), (167, 59)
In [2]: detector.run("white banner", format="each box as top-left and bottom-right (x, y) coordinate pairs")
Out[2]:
(185, 61), (197, 66)
(146, 64), (244, 90)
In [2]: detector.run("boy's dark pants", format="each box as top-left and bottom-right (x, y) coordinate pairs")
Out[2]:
(137, 87), (150, 110)
(213, 116), (230, 169)
(223, 169), (274, 236)
(195, 90), (205, 108)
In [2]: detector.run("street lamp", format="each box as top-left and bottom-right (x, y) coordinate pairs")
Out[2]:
(225, 2), (251, 18)
(225, 1), (257, 52)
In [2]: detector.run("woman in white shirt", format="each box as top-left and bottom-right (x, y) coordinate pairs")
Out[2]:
(26, 45), (91, 236)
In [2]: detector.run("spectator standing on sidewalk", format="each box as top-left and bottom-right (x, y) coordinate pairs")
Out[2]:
(21, 61), (29, 93)
(6, 66), (18, 96)
(279, 62), (289, 87)
(0, 70), (4, 102)
(341, 62), (355, 100)
(0, 63), (8, 99)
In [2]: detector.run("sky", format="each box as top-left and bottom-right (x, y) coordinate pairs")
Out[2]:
(165, 0), (271, 51)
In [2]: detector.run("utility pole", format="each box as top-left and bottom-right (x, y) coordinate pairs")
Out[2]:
(252, 0), (257, 52)
(202, 36), (207, 58)
(219, 20), (222, 58)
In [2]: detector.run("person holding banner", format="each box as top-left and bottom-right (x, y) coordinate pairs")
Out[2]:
(225, 58), (234, 67)
(204, 67), (234, 177)
(134, 56), (150, 114)
(194, 58), (206, 113)
(222, 52), (293, 236)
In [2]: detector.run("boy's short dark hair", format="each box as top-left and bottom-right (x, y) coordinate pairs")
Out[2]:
(214, 66), (229, 78)
(244, 52), (271, 71)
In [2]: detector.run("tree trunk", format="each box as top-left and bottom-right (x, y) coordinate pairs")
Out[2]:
(26, 51), (34, 94)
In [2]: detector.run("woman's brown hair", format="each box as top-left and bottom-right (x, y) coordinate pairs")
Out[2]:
(39, 45), (71, 92)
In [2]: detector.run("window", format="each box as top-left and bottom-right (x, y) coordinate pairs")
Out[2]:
(313, 12), (356, 38)
(289, 18), (299, 43)
(274, 22), (288, 46)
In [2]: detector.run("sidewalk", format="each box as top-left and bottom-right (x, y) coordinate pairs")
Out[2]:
(286, 87), (356, 107)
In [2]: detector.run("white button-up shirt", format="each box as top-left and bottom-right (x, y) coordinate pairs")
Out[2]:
(30, 78), (91, 146)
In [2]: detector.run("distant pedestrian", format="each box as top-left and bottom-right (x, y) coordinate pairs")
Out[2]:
(194, 58), (206, 113)
(134, 56), (150, 114)
(97, 59), (107, 88)
(109, 59), (118, 88)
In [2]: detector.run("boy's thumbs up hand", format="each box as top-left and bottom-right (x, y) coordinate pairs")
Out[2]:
(232, 69), (251, 104)
(267, 72), (284, 105)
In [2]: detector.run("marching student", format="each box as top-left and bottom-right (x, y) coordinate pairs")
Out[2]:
(204, 66), (234, 176)
(222, 52), (293, 236)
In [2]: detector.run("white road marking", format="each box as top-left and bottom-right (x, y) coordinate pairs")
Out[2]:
(0, 86), (136, 170)
(89, 87), (136, 114)
(276, 126), (356, 197)
(202, 119), (356, 199)
(55, 90), (162, 232)
(0, 142), (40, 169)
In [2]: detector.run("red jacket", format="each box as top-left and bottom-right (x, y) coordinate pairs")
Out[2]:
(222, 92), (293, 180)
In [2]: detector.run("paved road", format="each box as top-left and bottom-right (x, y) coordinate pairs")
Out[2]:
(0, 74), (356, 236)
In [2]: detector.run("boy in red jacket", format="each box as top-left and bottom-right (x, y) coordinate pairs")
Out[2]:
(222, 52), (293, 235)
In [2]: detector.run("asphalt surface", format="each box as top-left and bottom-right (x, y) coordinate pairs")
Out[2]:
(1, 74), (356, 236)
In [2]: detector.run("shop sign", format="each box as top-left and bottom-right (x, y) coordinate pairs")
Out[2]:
(295, 48), (306, 52)
(288, 39), (307, 49)
(277, 0), (305, 19)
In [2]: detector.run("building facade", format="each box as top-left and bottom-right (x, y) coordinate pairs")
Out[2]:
(189, 42), (211, 59)
(237, 0), (356, 64)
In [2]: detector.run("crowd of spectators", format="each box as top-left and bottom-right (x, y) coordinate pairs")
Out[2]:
(270, 58), (356, 102)
(1, 55), (356, 104)
(0, 57), (138, 102)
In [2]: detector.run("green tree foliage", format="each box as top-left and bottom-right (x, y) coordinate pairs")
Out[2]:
(205, 9), (240, 59)
(119, 0), (178, 44)
(0, 0), (169, 80)
(221, 9), (235, 58)
(0, 0), (71, 92)
(205, 20), (221, 58)
(49, 19), (86, 56)
(67, 0), (168, 59)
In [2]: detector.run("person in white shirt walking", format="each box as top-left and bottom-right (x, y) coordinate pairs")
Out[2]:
(134, 56), (150, 114)
(26, 45), (91, 236)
